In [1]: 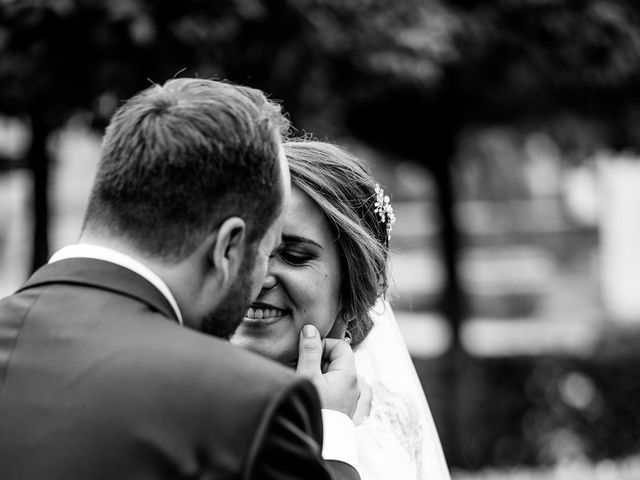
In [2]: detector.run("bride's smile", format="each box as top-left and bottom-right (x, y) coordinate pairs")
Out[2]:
(243, 302), (289, 325)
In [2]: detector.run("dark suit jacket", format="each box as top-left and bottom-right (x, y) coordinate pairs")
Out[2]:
(0, 258), (359, 480)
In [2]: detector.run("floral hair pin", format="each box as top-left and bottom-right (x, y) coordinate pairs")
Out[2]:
(374, 184), (396, 242)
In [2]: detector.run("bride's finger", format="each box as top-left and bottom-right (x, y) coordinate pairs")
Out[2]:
(296, 324), (323, 379)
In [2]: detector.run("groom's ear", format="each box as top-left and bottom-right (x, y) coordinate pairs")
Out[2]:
(210, 217), (247, 286)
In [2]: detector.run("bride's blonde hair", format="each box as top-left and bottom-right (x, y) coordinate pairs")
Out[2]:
(284, 140), (391, 346)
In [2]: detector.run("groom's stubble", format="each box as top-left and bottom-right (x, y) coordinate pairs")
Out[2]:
(201, 247), (257, 340)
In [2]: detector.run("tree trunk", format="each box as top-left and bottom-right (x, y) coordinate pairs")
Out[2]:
(28, 114), (50, 273)
(430, 140), (468, 468)
(432, 157), (464, 354)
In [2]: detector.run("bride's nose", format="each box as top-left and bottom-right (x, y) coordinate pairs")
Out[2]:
(261, 272), (277, 290)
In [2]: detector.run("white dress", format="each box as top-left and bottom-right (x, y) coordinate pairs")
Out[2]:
(353, 301), (451, 480)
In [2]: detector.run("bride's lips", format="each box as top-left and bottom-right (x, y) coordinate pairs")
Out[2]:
(242, 302), (289, 326)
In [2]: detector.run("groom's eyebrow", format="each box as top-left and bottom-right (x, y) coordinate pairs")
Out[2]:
(282, 234), (323, 249)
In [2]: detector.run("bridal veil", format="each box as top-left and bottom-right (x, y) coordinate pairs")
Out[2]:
(354, 300), (451, 480)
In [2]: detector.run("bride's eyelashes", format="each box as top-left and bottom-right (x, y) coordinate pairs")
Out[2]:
(280, 248), (316, 267)
(279, 248), (316, 266)
(278, 234), (323, 266)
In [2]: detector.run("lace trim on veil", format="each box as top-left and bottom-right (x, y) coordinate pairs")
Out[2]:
(357, 378), (424, 479)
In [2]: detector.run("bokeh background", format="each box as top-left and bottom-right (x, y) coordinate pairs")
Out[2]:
(3, 1), (640, 478)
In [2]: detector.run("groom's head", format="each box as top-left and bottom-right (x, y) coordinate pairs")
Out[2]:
(82, 78), (290, 337)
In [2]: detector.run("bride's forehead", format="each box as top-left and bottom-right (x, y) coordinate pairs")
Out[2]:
(285, 189), (332, 238)
(288, 188), (321, 219)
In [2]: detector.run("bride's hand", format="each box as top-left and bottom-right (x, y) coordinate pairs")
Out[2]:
(296, 324), (360, 418)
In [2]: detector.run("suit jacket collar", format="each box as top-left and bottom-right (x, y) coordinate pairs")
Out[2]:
(17, 258), (180, 324)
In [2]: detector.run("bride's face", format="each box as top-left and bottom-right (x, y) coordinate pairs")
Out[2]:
(231, 186), (343, 366)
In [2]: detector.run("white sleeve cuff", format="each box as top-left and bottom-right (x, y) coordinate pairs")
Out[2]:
(321, 409), (359, 471)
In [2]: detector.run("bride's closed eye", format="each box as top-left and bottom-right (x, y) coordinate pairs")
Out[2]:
(279, 247), (316, 266)
(278, 234), (323, 267)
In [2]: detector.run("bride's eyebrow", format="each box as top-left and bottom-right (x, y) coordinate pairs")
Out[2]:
(282, 234), (324, 250)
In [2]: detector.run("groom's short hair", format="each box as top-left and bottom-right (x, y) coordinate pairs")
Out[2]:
(83, 78), (289, 261)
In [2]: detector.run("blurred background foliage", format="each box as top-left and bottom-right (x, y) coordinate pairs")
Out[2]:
(3, 0), (640, 477)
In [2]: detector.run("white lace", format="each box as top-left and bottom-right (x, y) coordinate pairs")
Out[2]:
(356, 378), (424, 480)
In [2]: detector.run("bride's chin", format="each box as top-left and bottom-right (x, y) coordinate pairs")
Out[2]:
(272, 348), (298, 369)
(231, 334), (295, 363)
(282, 357), (299, 369)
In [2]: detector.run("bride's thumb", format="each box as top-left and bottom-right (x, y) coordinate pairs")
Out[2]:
(296, 325), (322, 380)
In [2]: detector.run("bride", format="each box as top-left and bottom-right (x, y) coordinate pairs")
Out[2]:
(231, 139), (450, 480)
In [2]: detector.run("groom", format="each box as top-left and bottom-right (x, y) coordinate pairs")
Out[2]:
(0, 79), (359, 479)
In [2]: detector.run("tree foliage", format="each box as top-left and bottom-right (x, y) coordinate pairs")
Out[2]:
(3, 0), (640, 153)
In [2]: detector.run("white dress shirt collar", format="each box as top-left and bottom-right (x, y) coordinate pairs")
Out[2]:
(49, 244), (183, 326)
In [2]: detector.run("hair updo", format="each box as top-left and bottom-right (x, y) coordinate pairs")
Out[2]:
(284, 140), (391, 346)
